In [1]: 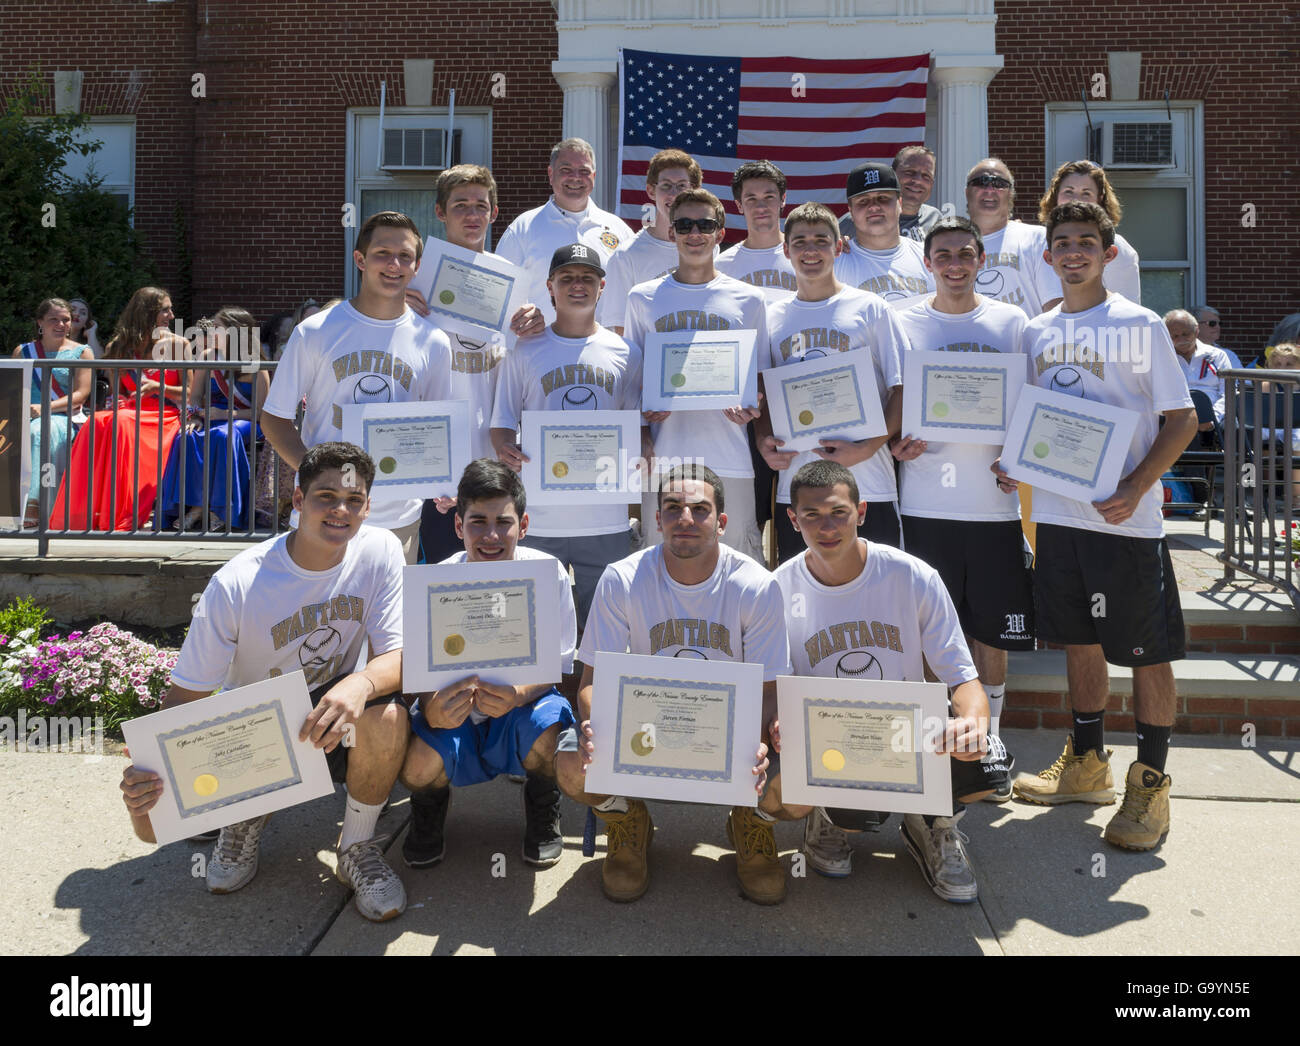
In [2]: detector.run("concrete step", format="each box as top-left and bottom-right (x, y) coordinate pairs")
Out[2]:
(1005, 649), (1300, 737)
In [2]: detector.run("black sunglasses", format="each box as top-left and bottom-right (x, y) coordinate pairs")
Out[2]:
(968, 174), (1013, 189)
(673, 217), (722, 234)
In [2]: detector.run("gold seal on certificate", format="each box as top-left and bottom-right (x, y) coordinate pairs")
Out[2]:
(804, 703), (920, 790)
(431, 258), (513, 330)
(642, 330), (759, 412)
(379, 456), (397, 474)
(785, 369), (865, 437)
(521, 410), (641, 506)
(902, 350), (1027, 445)
(193, 773), (220, 797)
(551, 461), (569, 479)
(798, 409), (814, 426)
(443, 633), (465, 656)
(761, 353), (885, 452)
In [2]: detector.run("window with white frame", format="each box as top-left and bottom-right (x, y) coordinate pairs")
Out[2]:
(1045, 102), (1203, 319)
(345, 108), (492, 296)
(59, 118), (136, 221)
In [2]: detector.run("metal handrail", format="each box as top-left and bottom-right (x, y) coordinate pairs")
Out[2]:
(1219, 367), (1299, 614)
(10, 358), (289, 557)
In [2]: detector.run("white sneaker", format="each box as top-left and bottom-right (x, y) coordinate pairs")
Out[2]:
(206, 815), (269, 894)
(337, 838), (407, 922)
(901, 811), (978, 904)
(802, 807), (852, 878)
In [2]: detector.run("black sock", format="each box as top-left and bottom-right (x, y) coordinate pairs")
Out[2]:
(1135, 722), (1172, 773)
(1071, 709), (1105, 756)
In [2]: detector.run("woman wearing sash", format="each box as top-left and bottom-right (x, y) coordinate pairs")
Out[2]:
(11, 299), (93, 529)
(52, 287), (187, 531)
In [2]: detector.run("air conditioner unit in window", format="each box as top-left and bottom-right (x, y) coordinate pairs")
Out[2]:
(1087, 121), (1174, 169)
(381, 127), (462, 171)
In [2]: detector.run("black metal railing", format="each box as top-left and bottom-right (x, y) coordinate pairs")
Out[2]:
(1220, 367), (1299, 613)
(9, 358), (293, 556)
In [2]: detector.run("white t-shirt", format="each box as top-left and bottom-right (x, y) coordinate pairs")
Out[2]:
(490, 325), (642, 536)
(775, 541), (978, 687)
(263, 301), (453, 530)
(896, 296), (1028, 521)
(1179, 341), (1230, 420)
(440, 545), (577, 719)
(1106, 233), (1142, 305)
(496, 197), (635, 325)
(834, 238), (934, 305)
(598, 228), (681, 330)
(715, 243), (798, 303)
(624, 273), (770, 478)
(578, 544), (791, 680)
(1023, 293), (1194, 538)
(172, 527), (405, 693)
(974, 220), (1062, 317)
(766, 287), (907, 503)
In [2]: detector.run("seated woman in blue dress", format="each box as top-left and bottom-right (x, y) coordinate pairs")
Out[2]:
(160, 306), (271, 530)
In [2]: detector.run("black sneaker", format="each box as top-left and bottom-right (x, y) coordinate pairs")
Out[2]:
(402, 787), (450, 868)
(983, 737), (1015, 803)
(521, 772), (563, 867)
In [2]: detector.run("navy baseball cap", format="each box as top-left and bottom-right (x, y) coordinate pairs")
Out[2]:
(548, 243), (606, 277)
(846, 162), (901, 200)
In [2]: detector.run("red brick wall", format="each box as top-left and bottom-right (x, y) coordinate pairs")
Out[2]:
(990, 1), (1300, 357)
(1003, 693), (1298, 738)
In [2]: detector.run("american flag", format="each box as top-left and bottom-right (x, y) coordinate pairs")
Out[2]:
(617, 49), (929, 238)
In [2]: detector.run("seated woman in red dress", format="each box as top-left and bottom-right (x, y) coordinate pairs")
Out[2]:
(52, 286), (189, 531)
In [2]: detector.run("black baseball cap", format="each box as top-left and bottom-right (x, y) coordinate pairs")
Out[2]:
(846, 162), (901, 200)
(548, 243), (606, 277)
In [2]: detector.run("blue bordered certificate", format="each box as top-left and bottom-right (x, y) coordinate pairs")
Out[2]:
(120, 672), (334, 846)
(1002, 385), (1139, 501)
(642, 330), (758, 411)
(519, 409), (641, 506)
(402, 560), (560, 691)
(760, 351), (886, 452)
(776, 676), (953, 816)
(586, 652), (764, 806)
(341, 400), (470, 499)
(408, 237), (527, 344)
(901, 349), (1026, 445)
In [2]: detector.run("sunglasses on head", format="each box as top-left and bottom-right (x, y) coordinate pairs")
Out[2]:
(673, 216), (722, 234)
(968, 174), (1013, 189)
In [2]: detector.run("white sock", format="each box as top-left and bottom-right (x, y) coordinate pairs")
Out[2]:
(338, 789), (384, 853)
(596, 795), (629, 815)
(987, 684), (1006, 738)
(754, 807), (776, 822)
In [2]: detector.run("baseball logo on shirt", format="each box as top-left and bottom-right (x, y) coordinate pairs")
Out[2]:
(561, 385), (598, 410)
(976, 269), (1006, 296)
(835, 650), (883, 680)
(673, 647), (709, 660)
(353, 374), (392, 403)
(1048, 366), (1086, 398)
(299, 626), (343, 669)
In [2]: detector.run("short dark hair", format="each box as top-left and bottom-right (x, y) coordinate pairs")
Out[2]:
(1046, 201), (1115, 250)
(456, 458), (526, 519)
(657, 462), (725, 514)
(355, 211), (423, 261)
(789, 460), (859, 509)
(731, 159), (787, 199)
(923, 216), (985, 259)
(298, 442), (374, 495)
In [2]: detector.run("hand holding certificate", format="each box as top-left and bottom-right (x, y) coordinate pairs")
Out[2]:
(642, 330), (758, 412)
(761, 352), (886, 452)
(341, 400), (470, 499)
(902, 350), (1025, 445)
(408, 238), (527, 344)
(1001, 385), (1139, 501)
(585, 652), (764, 806)
(120, 673), (335, 846)
(520, 409), (641, 505)
(776, 676), (953, 816)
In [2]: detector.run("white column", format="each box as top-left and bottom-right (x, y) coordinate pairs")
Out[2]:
(552, 63), (618, 209)
(930, 57), (1004, 216)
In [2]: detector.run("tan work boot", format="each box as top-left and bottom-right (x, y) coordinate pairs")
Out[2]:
(726, 806), (786, 905)
(596, 800), (653, 902)
(1012, 735), (1115, 805)
(1104, 762), (1171, 851)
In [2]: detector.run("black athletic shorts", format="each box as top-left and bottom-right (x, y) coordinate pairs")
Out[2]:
(774, 498), (902, 565)
(419, 500), (461, 566)
(1033, 523), (1185, 668)
(308, 675), (408, 783)
(901, 515), (1035, 651)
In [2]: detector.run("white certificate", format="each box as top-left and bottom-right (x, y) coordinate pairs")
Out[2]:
(408, 238), (527, 344)
(520, 409), (641, 506)
(341, 399), (470, 499)
(402, 559), (560, 692)
(120, 673), (335, 846)
(585, 651), (764, 806)
(1002, 385), (1139, 501)
(642, 330), (758, 411)
(902, 350), (1026, 445)
(776, 676), (953, 816)
(761, 352), (886, 452)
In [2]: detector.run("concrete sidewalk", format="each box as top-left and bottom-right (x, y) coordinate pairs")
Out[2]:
(2, 727), (1297, 956)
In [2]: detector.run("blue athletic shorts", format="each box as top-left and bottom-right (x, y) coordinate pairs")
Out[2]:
(409, 687), (574, 787)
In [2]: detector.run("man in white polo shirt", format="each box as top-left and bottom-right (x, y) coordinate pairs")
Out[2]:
(497, 138), (634, 326)
(835, 162), (935, 307)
